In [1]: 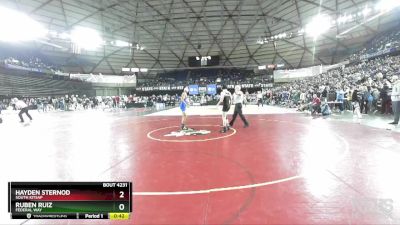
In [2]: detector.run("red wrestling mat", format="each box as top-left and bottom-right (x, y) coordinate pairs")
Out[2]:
(4, 112), (399, 225)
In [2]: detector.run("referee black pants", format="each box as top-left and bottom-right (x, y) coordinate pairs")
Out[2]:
(393, 101), (400, 124)
(257, 99), (263, 107)
(230, 103), (248, 126)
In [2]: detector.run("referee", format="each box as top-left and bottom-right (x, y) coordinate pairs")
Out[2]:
(229, 85), (249, 128)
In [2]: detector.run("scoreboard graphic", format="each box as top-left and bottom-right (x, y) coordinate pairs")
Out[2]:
(8, 182), (132, 220)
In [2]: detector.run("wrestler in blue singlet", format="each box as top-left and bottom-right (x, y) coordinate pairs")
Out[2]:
(180, 96), (187, 112)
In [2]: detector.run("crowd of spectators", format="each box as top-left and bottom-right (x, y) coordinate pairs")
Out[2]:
(1, 54), (399, 122)
(138, 69), (269, 87)
(187, 69), (253, 85)
(0, 92), (238, 115)
(139, 78), (186, 88)
(0, 93), (201, 113)
(1, 95), (133, 112)
(265, 54), (400, 117)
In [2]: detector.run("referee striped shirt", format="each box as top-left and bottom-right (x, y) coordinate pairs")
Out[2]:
(233, 91), (245, 104)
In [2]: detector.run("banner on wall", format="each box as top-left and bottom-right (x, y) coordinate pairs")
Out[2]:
(5, 64), (37, 72)
(273, 66), (322, 82)
(70, 73), (136, 84)
(135, 83), (273, 92)
(359, 47), (398, 61)
(207, 84), (217, 95)
(188, 85), (199, 95)
(198, 86), (207, 94)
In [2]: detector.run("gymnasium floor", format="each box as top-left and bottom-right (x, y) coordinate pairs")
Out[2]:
(1, 105), (400, 225)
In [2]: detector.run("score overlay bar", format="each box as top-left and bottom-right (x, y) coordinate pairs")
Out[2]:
(8, 182), (132, 220)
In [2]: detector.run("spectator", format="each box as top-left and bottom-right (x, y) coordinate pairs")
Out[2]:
(336, 86), (345, 113)
(380, 81), (391, 114)
(352, 86), (362, 119)
(389, 76), (400, 125)
(311, 94), (321, 115)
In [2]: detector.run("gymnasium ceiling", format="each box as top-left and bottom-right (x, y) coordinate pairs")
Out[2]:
(1, 0), (400, 75)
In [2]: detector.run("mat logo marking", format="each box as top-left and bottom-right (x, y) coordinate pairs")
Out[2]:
(164, 129), (211, 137)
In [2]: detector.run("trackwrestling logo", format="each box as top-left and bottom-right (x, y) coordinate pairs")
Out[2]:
(164, 128), (211, 137)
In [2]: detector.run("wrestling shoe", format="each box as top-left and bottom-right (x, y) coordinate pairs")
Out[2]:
(220, 127), (227, 133)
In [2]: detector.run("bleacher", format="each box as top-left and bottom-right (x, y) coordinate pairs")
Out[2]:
(0, 67), (93, 97)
